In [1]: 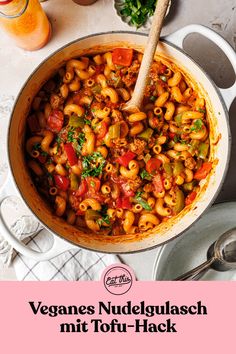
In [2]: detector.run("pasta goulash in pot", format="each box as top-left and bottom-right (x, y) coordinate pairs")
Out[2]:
(25, 49), (212, 235)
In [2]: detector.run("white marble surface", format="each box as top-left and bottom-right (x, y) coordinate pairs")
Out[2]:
(0, 0), (235, 280)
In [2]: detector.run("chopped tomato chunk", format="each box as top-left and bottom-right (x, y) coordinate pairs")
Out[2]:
(116, 151), (136, 167)
(86, 177), (101, 193)
(185, 191), (197, 206)
(96, 121), (108, 139)
(116, 197), (122, 208)
(159, 64), (167, 74)
(116, 196), (132, 209)
(122, 183), (135, 197)
(112, 48), (134, 67)
(54, 175), (70, 191)
(146, 158), (162, 174)
(169, 132), (176, 139)
(47, 110), (64, 133)
(153, 173), (164, 193)
(194, 162), (212, 180)
(64, 143), (78, 166)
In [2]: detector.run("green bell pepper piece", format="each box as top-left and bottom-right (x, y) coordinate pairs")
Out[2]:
(69, 115), (85, 128)
(183, 181), (197, 192)
(70, 173), (78, 190)
(163, 163), (173, 177)
(138, 128), (154, 140)
(174, 114), (183, 126)
(173, 161), (184, 177)
(198, 142), (209, 159)
(85, 209), (100, 221)
(108, 123), (120, 139)
(173, 188), (185, 214)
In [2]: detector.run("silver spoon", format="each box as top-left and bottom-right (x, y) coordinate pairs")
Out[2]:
(175, 228), (236, 280)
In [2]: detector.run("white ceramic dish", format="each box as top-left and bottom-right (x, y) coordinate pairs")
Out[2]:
(0, 25), (236, 260)
(114, 0), (172, 31)
(152, 201), (236, 281)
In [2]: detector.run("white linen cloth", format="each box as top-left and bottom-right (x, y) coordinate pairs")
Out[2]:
(0, 196), (120, 281)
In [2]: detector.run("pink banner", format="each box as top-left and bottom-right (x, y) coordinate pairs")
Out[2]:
(0, 265), (235, 353)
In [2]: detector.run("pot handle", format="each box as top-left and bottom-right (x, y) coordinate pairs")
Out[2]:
(164, 24), (236, 110)
(0, 197), (74, 261)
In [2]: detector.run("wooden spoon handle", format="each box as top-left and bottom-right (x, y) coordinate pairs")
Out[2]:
(123, 0), (170, 112)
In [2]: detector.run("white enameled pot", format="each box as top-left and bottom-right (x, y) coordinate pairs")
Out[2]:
(1, 25), (236, 260)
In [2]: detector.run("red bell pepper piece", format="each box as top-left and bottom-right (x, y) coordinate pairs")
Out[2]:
(185, 191), (197, 206)
(112, 48), (134, 67)
(76, 179), (87, 196)
(116, 151), (136, 167)
(194, 162), (212, 180)
(64, 143), (78, 166)
(54, 175), (70, 191)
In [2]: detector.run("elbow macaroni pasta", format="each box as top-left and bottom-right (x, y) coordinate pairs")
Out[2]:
(25, 48), (212, 235)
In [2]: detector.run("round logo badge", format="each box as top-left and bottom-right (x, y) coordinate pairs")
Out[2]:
(103, 265), (134, 295)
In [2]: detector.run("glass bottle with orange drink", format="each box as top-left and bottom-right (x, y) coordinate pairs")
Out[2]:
(0, 0), (51, 51)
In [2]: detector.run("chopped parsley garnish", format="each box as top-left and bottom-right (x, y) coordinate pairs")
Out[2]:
(190, 119), (203, 132)
(75, 132), (85, 153)
(56, 136), (62, 152)
(136, 191), (143, 199)
(78, 132), (85, 146)
(120, 0), (157, 28)
(67, 129), (76, 143)
(47, 172), (53, 181)
(33, 143), (48, 156)
(150, 95), (156, 102)
(134, 191), (152, 211)
(96, 205), (110, 227)
(174, 135), (187, 145)
(140, 170), (152, 180)
(81, 152), (105, 178)
(84, 118), (91, 125)
(33, 143), (41, 150)
(97, 215), (110, 227)
(173, 135), (180, 143)
(198, 108), (206, 114)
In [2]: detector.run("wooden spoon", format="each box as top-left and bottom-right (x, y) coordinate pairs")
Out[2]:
(122, 0), (170, 113)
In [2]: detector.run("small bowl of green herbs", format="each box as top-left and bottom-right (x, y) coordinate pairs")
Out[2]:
(114, 0), (171, 30)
